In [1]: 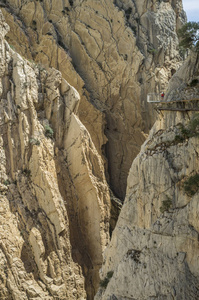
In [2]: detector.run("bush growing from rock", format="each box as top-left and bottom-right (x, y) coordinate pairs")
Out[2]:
(44, 125), (54, 139)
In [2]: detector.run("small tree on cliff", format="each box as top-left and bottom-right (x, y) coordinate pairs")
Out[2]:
(178, 21), (199, 53)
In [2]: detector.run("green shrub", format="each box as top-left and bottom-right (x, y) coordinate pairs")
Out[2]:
(174, 134), (184, 143)
(22, 169), (31, 177)
(175, 114), (199, 142)
(184, 173), (199, 196)
(100, 271), (114, 289)
(148, 48), (158, 54)
(178, 22), (199, 52)
(3, 180), (10, 186)
(9, 44), (15, 51)
(44, 125), (54, 139)
(107, 271), (114, 278)
(188, 114), (199, 135)
(160, 198), (172, 213)
(29, 138), (40, 146)
(100, 277), (109, 288)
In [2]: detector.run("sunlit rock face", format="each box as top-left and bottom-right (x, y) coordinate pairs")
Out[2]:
(166, 52), (199, 101)
(1, 0), (185, 199)
(0, 0), (189, 298)
(0, 10), (111, 299)
(95, 53), (199, 300)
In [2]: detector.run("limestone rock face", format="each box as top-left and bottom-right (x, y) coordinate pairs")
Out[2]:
(165, 52), (199, 101)
(0, 11), (110, 299)
(95, 97), (199, 298)
(2, 0), (185, 199)
(96, 107), (199, 299)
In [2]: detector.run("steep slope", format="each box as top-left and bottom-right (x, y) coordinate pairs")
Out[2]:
(1, 0), (185, 199)
(95, 53), (199, 299)
(166, 52), (199, 101)
(0, 11), (110, 299)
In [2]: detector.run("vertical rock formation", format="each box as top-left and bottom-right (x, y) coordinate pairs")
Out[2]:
(1, 0), (185, 199)
(0, 0), (190, 298)
(0, 11), (110, 299)
(95, 53), (199, 300)
(165, 52), (199, 101)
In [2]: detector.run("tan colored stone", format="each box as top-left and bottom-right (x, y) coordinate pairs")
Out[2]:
(95, 100), (199, 299)
(0, 11), (88, 298)
(0, 9), (112, 299)
(2, 0), (185, 198)
(165, 52), (199, 101)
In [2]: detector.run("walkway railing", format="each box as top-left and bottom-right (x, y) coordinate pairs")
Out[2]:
(156, 98), (199, 112)
(147, 93), (163, 103)
(147, 93), (199, 111)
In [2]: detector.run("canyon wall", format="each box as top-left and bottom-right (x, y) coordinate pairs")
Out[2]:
(1, 0), (185, 199)
(0, 0), (190, 299)
(0, 11), (110, 299)
(95, 53), (199, 300)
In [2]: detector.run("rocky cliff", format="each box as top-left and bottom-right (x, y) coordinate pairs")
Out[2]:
(1, 0), (185, 199)
(165, 52), (199, 101)
(0, 0), (189, 299)
(0, 11), (111, 299)
(95, 53), (199, 300)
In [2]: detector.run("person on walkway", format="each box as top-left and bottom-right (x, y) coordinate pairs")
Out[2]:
(161, 92), (165, 98)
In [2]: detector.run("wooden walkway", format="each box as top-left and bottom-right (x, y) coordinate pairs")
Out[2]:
(155, 98), (199, 112)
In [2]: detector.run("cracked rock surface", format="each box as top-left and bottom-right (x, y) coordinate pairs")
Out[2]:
(0, 11), (110, 299)
(1, 0), (185, 199)
(96, 110), (199, 299)
(95, 53), (199, 299)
